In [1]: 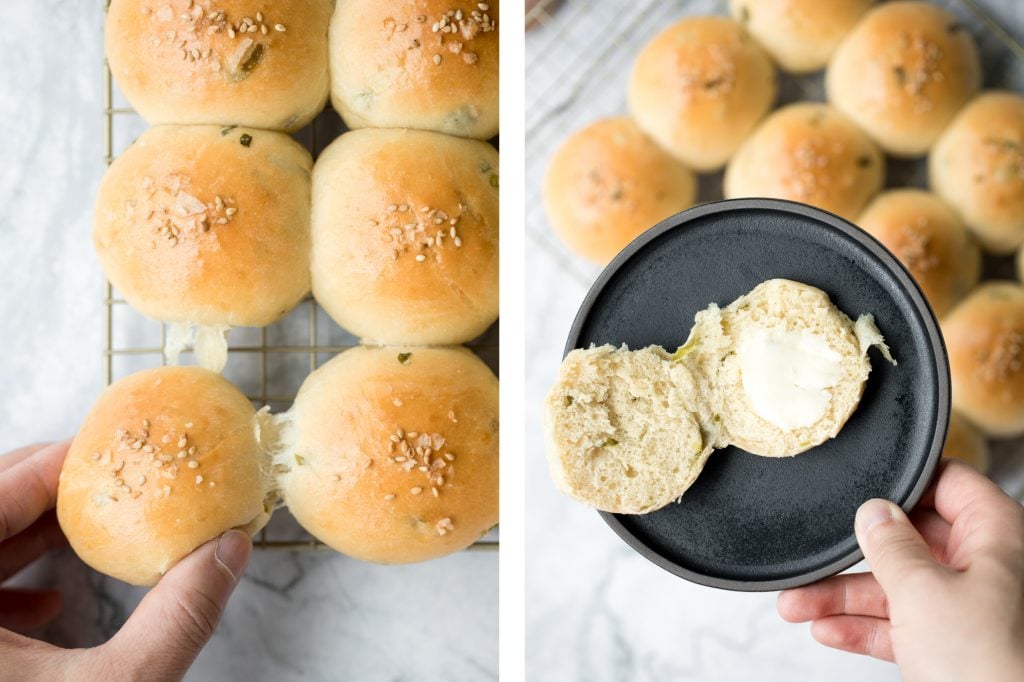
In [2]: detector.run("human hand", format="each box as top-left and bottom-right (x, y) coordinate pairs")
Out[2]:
(778, 459), (1024, 682)
(0, 441), (253, 681)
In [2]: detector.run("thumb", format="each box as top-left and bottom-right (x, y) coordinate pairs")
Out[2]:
(855, 498), (939, 596)
(106, 530), (252, 680)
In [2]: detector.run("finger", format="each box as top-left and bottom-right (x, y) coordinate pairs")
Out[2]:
(778, 572), (888, 621)
(104, 530), (252, 680)
(0, 588), (63, 631)
(855, 499), (944, 597)
(909, 507), (952, 564)
(0, 443), (51, 474)
(0, 512), (68, 583)
(810, 615), (895, 662)
(929, 460), (1024, 564)
(0, 441), (69, 543)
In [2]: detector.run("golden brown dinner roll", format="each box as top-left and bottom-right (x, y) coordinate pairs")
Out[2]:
(106, 0), (332, 131)
(543, 117), (696, 264)
(931, 92), (1024, 254)
(94, 125), (312, 328)
(858, 189), (981, 317)
(281, 346), (498, 563)
(729, 0), (874, 73)
(311, 129), (498, 345)
(627, 16), (776, 172)
(943, 411), (989, 471)
(330, 0), (499, 139)
(825, 1), (981, 157)
(724, 102), (884, 220)
(943, 282), (1024, 438)
(57, 367), (273, 586)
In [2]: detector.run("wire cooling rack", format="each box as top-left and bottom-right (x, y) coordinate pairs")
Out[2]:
(525, 0), (1024, 501)
(101, 54), (499, 552)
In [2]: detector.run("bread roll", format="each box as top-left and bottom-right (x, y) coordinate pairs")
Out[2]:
(826, 1), (981, 157)
(544, 345), (711, 514)
(943, 412), (989, 471)
(544, 280), (894, 512)
(330, 0), (499, 139)
(281, 347), (498, 563)
(57, 367), (273, 586)
(943, 282), (1024, 438)
(858, 189), (981, 317)
(311, 129), (498, 345)
(627, 16), (777, 171)
(106, 0), (331, 131)
(543, 117), (697, 264)
(729, 0), (874, 73)
(724, 103), (884, 220)
(930, 92), (1024, 255)
(94, 125), (312, 328)
(690, 279), (892, 457)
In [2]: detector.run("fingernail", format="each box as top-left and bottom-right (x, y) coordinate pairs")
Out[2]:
(856, 498), (894, 532)
(214, 530), (252, 581)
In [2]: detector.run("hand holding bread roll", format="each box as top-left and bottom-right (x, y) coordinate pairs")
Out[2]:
(106, 0), (332, 131)
(543, 117), (696, 264)
(330, 0), (499, 139)
(280, 347), (499, 563)
(56, 366), (274, 586)
(628, 16), (777, 171)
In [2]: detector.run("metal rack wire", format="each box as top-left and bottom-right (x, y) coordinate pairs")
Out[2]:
(525, 0), (1024, 500)
(101, 58), (498, 551)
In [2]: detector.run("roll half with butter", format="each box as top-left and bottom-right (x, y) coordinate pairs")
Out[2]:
(682, 279), (895, 457)
(544, 279), (895, 513)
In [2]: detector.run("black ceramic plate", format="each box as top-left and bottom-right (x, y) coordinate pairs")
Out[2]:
(565, 199), (949, 591)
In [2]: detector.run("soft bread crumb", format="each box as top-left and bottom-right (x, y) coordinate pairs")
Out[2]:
(544, 345), (711, 514)
(855, 314), (897, 365)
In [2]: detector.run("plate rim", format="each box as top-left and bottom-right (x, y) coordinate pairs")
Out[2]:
(563, 197), (951, 592)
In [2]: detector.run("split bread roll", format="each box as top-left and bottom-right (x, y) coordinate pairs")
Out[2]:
(930, 92), (1024, 255)
(57, 366), (274, 586)
(330, 0), (499, 139)
(280, 346), (499, 563)
(942, 282), (1024, 438)
(543, 117), (697, 265)
(94, 125), (313, 329)
(858, 189), (981, 317)
(311, 129), (499, 345)
(627, 16), (777, 172)
(106, 0), (332, 131)
(943, 412), (989, 471)
(729, 0), (875, 74)
(545, 280), (894, 514)
(825, 1), (981, 157)
(724, 103), (885, 220)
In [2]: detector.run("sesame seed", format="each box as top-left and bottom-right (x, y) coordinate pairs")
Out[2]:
(188, 460), (199, 469)
(432, 487), (439, 497)
(454, 237), (463, 247)
(137, 475), (147, 486)
(437, 476), (445, 486)
(384, 493), (396, 501)
(256, 11), (263, 21)
(209, 481), (216, 487)
(416, 254), (426, 262)
(225, 207), (237, 216)
(261, 24), (268, 34)
(114, 461), (125, 473)
(178, 436), (187, 448)
(395, 456), (407, 462)
(195, 475), (204, 485)
(444, 452), (456, 461)
(390, 434), (401, 443)
(411, 486), (423, 495)
(228, 27), (236, 38)
(275, 23), (286, 32)
(433, 54), (442, 65)
(188, 446), (197, 455)
(142, 419), (150, 428)
(393, 398), (403, 406)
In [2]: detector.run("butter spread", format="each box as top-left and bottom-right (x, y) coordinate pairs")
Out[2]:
(738, 325), (844, 430)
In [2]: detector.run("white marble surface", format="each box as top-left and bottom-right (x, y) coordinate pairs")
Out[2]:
(525, 1), (1024, 680)
(0, 2), (496, 680)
